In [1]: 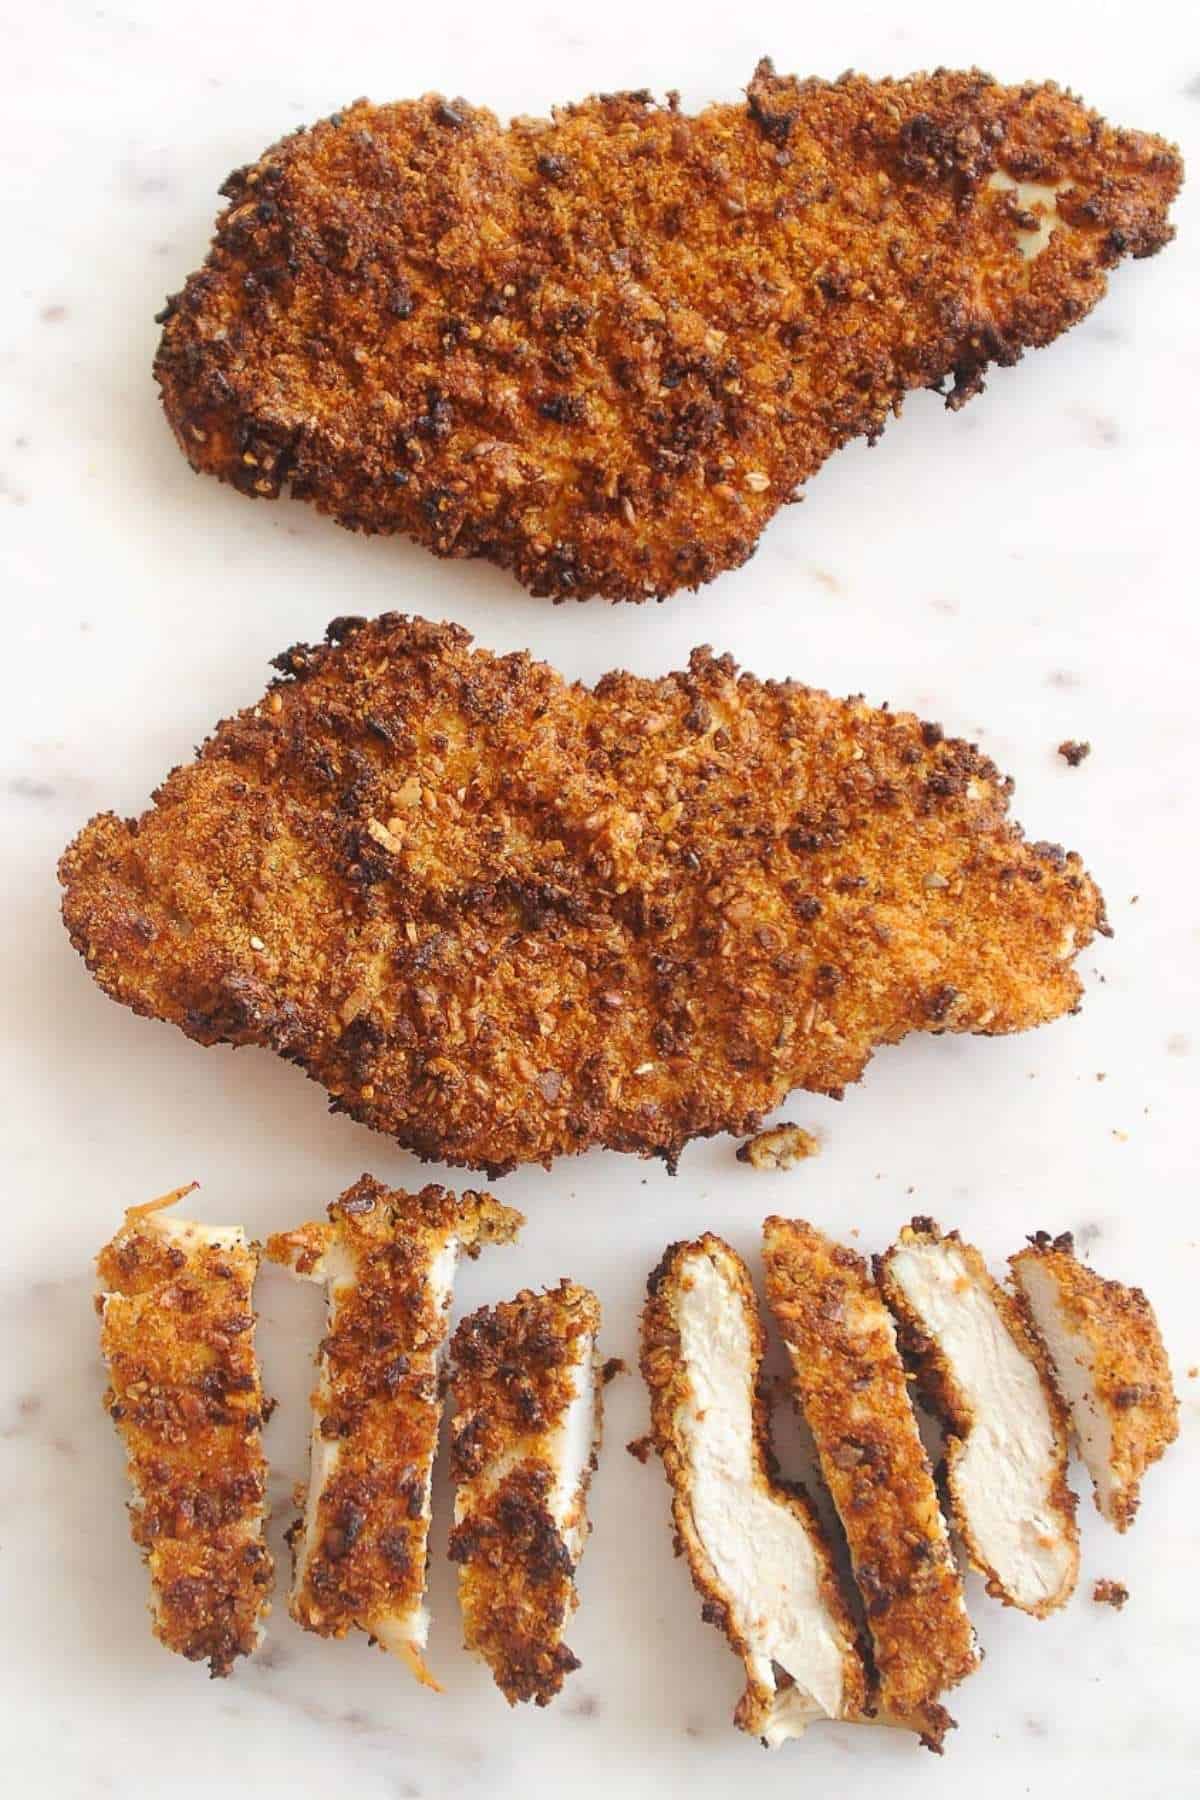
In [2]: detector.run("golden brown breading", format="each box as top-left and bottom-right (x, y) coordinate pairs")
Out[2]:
(1011, 1231), (1179, 1532)
(154, 62), (1181, 602)
(879, 1219), (1078, 1618)
(639, 1234), (868, 1744)
(60, 616), (1106, 1175)
(762, 1217), (977, 1748)
(265, 1176), (522, 1684)
(448, 1281), (602, 1706)
(96, 1186), (273, 1676)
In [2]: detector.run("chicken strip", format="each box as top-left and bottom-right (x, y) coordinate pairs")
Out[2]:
(154, 62), (1181, 602)
(762, 1217), (977, 1747)
(448, 1281), (602, 1705)
(639, 1234), (867, 1744)
(1011, 1231), (1179, 1532)
(879, 1219), (1078, 1618)
(264, 1175), (522, 1683)
(60, 616), (1107, 1175)
(96, 1185), (273, 1675)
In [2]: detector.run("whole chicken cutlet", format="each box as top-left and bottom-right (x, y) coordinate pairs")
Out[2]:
(154, 61), (1181, 600)
(60, 615), (1107, 1175)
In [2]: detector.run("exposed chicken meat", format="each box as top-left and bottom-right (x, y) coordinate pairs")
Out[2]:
(879, 1219), (1078, 1617)
(1011, 1231), (1179, 1532)
(448, 1281), (603, 1704)
(265, 1176), (522, 1683)
(762, 1217), (977, 1747)
(639, 1234), (867, 1744)
(96, 1185), (273, 1675)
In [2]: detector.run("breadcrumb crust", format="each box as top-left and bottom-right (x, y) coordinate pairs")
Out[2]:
(449, 1281), (602, 1705)
(155, 62), (1181, 601)
(763, 1217), (977, 1746)
(878, 1218), (1078, 1618)
(96, 1188), (273, 1676)
(265, 1175), (522, 1680)
(59, 615), (1106, 1175)
(1011, 1232), (1179, 1532)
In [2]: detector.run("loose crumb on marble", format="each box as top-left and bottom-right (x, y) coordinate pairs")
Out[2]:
(1092, 1579), (1129, 1610)
(737, 1123), (820, 1171)
(1057, 740), (1091, 767)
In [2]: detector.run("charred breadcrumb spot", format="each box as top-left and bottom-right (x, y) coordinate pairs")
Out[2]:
(59, 617), (1106, 1174)
(763, 1218), (977, 1744)
(96, 1190), (272, 1676)
(264, 1178), (521, 1678)
(1057, 740), (1092, 767)
(626, 1434), (654, 1463)
(153, 69), (1180, 601)
(1092, 1578), (1129, 1609)
(450, 1282), (602, 1706)
(601, 1356), (627, 1383)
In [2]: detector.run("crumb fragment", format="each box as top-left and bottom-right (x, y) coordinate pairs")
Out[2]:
(1057, 740), (1092, 767)
(626, 1434), (654, 1464)
(1092, 1579), (1129, 1610)
(737, 1123), (820, 1170)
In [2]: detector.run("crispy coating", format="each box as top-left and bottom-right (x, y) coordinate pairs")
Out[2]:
(448, 1281), (602, 1705)
(265, 1175), (522, 1683)
(762, 1217), (977, 1747)
(639, 1234), (868, 1742)
(60, 616), (1106, 1175)
(96, 1187), (273, 1676)
(154, 61), (1181, 602)
(879, 1219), (1078, 1618)
(1011, 1231), (1179, 1532)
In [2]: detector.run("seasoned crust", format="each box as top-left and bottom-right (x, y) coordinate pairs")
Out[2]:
(265, 1175), (522, 1682)
(878, 1219), (1078, 1619)
(1011, 1232), (1179, 1531)
(60, 615), (1106, 1175)
(155, 62), (1181, 602)
(448, 1281), (602, 1705)
(96, 1188), (273, 1676)
(762, 1217), (977, 1747)
(639, 1234), (867, 1740)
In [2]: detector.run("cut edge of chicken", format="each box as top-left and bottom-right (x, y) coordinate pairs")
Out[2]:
(640, 1234), (867, 1746)
(879, 1219), (1078, 1619)
(1011, 1234), (1180, 1534)
(762, 1216), (978, 1750)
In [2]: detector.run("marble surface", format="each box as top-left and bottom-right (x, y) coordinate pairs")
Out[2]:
(2, 3), (1199, 1795)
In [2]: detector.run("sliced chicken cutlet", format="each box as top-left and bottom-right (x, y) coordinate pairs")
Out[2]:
(155, 62), (1181, 601)
(448, 1281), (603, 1705)
(59, 615), (1107, 1176)
(265, 1176), (522, 1684)
(879, 1220), (1077, 1617)
(639, 1234), (867, 1744)
(762, 1217), (977, 1748)
(96, 1186), (273, 1675)
(1011, 1231), (1179, 1531)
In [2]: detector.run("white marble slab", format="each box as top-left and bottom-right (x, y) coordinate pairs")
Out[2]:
(1, 3), (1198, 1795)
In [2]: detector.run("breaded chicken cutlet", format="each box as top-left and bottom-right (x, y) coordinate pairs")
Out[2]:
(879, 1220), (1078, 1618)
(97, 1186), (273, 1675)
(154, 61), (1181, 601)
(1011, 1232), (1179, 1531)
(59, 617), (1107, 1175)
(448, 1281), (603, 1706)
(762, 1218), (977, 1747)
(639, 1235), (868, 1743)
(265, 1177), (522, 1684)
